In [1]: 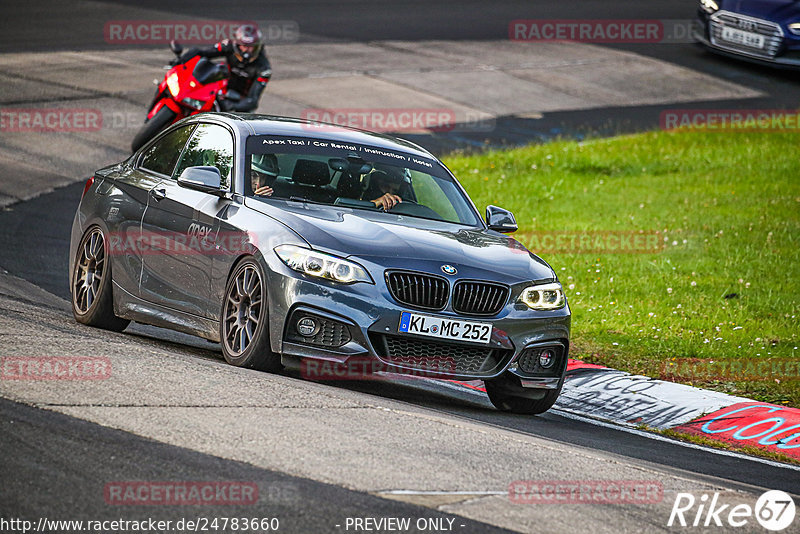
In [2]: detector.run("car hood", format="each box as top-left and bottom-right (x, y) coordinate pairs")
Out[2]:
(246, 199), (555, 283)
(721, 0), (800, 19)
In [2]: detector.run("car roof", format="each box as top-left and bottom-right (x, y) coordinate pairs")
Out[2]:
(189, 112), (439, 160)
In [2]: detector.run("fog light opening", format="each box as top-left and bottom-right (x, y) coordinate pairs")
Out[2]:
(539, 349), (556, 369)
(296, 317), (320, 337)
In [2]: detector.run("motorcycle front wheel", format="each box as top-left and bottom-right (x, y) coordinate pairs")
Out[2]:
(130, 106), (177, 152)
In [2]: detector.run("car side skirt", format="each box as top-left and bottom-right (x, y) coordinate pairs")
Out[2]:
(113, 281), (220, 341)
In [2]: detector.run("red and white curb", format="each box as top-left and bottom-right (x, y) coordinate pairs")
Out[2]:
(673, 402), (800, 458)
(450, 360), (800, 461)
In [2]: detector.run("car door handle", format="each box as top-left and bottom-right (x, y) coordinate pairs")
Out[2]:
(150, 188), (167, 201)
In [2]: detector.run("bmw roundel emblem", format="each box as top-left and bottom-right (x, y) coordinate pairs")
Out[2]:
(441, 264), (457, 275)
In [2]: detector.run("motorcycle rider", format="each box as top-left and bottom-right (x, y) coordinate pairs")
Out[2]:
(177, 24), (272, 112)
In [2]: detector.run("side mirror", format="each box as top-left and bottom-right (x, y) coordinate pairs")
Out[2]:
(486, 205), (518, 233)
(170, 40), (183, 56)
(177, 166), (225, 196)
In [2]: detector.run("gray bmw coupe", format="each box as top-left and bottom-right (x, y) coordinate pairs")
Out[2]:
(69, 113), (570, 414)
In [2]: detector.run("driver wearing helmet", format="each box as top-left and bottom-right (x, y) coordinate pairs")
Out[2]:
(250, 154), (279, 196)
(177, 24), (272, 112)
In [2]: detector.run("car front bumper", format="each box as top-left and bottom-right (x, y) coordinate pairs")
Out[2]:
(265, 257), (571, 386)
(693, 12), (800, 69)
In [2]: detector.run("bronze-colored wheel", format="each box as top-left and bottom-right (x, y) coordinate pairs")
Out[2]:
(71, 227), (129, 332)
(220, 258), (281, 371)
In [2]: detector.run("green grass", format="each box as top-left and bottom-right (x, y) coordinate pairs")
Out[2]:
(443, 130), (800, 406)
(649, 427), (800, 466)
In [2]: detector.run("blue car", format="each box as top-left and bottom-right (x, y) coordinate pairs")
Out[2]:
(694, 0), (800, 68)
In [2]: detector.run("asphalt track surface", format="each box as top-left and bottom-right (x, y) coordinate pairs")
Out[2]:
(2, 1), (800, 532)
(0, 398), (517, 533)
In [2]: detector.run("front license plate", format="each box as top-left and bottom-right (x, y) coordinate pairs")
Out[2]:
(721, 26), (765, 49)
(398, 311), (492, 345)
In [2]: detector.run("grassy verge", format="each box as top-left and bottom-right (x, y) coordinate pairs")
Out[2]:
(653, 427), (800, 466)
(444, 130), (800, 406)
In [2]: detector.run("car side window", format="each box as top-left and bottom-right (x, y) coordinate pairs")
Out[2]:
(139, 124), (195, 176)
(173, 123), (234, 189)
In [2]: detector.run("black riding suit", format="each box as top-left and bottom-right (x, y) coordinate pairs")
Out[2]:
(179, 40), (271, 112)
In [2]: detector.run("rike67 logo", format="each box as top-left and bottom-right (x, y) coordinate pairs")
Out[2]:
(668, 490), (795, 531)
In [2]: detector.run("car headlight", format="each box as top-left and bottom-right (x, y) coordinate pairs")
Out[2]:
(700, 0), (719, 13)
(789, 23), (800, 36)
(274, 245), (373, 284)
(166, 73), (181, 98)
(181, 97), (205, 110)
(519, 282), (566, 310)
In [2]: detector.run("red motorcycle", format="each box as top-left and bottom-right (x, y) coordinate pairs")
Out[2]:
(131, 42), (230, 152)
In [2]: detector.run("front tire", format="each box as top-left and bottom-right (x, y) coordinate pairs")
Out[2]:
(71, 227), (130, 332)
(220, 258), (281, 372)
(485, 373), (561, 415)
(130, 106), (177, 152)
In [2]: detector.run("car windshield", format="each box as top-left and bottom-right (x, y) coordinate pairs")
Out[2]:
(245, 135), (481, 226)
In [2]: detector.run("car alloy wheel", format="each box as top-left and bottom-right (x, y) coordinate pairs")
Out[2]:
(73, 227), (106, 314)
(223, 263), (263, 355)
(71, 226), (129, 331)
(220, 258), (281, 371)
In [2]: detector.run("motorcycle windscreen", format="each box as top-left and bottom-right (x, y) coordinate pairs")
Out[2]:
(192, 58), (229, 85)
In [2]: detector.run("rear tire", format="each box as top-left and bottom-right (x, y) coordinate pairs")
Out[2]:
(485, 373), (561, 415)
(220, 258), (282, 372)
(71, 227), (130, 332)
(130, 106), (176, 152)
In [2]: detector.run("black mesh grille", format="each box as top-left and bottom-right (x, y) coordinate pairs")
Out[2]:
(452, 281), (509, 316)
(285, 312), (352, 348)
(373, 334), (512, 375)
(386, 271), (449, 311)
(516, 345), (563, 376)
